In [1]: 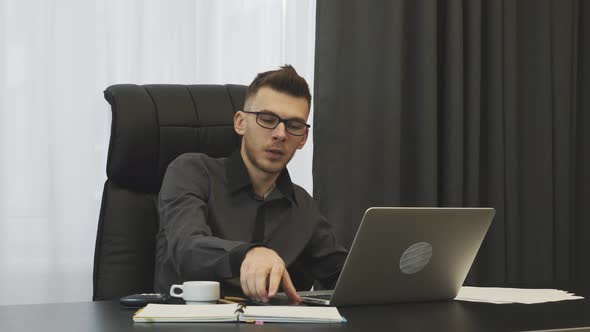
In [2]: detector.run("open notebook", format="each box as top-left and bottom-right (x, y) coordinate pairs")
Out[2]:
(133, 304), (346, 324)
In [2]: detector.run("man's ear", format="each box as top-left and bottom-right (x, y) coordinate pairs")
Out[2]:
(297, 128), (309, 149)
(234, 111), (246, 135)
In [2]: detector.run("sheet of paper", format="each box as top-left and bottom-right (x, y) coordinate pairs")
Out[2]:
(456, 286), (584, 304)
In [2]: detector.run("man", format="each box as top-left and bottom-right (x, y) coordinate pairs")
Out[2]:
(155, 65), (348, 303)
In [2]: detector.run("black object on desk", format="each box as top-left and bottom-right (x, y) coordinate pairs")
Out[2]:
(119, 293), (169, 307)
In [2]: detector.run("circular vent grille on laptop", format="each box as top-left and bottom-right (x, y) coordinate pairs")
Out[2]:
(399, 242), (432, 274)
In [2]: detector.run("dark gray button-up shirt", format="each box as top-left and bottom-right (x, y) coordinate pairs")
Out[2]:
(154, 150), (348, 296)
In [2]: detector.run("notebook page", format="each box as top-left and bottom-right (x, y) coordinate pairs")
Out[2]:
(133, 303), (238, 322)
(241, 305), (344, 323)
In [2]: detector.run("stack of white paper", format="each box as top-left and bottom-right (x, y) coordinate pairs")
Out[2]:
(456, 286), (584, 304)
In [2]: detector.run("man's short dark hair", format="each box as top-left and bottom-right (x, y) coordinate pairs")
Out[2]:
(245, 65), (311, 108)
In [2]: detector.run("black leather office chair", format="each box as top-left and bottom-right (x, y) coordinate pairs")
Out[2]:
(92, 84), (246, 301)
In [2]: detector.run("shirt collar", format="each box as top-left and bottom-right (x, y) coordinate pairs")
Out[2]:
(226, 149), (297, 205)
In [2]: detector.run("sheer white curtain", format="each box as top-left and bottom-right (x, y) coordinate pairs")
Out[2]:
(0, 0), (316, 305)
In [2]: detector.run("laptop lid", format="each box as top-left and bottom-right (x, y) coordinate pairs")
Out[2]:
(304, 207), (495, 306)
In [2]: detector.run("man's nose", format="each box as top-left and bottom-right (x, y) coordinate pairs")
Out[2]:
(272, 122), (288, 141)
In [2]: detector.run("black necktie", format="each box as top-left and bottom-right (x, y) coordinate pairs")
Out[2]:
(252, 202), (266, 243)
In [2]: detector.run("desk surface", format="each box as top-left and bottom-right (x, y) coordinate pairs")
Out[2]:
(1, 299), (590, 332)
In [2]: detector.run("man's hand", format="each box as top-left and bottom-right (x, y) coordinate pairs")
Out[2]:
(240, 247), (302, 304)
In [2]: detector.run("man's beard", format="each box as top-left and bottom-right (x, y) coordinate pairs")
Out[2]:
(243, 140), (294, 175)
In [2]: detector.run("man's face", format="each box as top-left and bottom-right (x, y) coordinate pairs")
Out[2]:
(234, 87), (309, 176)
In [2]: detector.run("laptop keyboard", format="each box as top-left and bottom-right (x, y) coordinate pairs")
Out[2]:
(298, 290), (334, 300)
(305, 294), (333, 300)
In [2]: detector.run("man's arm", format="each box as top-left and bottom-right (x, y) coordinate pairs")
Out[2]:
(302, 215), (349, 289)
(158, 157), (258, 281)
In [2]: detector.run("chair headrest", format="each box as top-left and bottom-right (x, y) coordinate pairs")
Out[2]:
(104, 84), (245, 194)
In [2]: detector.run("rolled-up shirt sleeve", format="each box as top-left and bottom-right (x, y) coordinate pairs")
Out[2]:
(157, 158), (258, 281)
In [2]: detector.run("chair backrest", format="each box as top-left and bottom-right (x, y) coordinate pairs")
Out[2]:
(92, 84), (246, 301)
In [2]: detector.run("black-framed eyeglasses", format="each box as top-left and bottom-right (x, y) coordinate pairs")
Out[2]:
(241, 110), (310, 136)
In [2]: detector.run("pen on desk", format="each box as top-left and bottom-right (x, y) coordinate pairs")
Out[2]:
(218, 299), (238, 304)
(218, 296), (249, 304)
(224, 296), (248, 302)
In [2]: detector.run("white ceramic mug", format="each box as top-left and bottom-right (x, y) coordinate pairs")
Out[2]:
(169, 281), (220, 305)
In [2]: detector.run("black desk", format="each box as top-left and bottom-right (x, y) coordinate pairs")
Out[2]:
(2, 299), (590, 331)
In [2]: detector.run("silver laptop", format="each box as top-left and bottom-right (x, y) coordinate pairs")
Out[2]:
(298, 207), (495, 306)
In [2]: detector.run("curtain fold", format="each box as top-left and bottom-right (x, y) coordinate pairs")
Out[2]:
(314, 0), (589, 290)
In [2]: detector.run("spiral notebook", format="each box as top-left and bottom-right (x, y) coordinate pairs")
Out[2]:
(133, 303), (345, 323)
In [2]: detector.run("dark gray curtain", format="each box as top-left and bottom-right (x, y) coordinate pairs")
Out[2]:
(313, 0), (590, 291)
